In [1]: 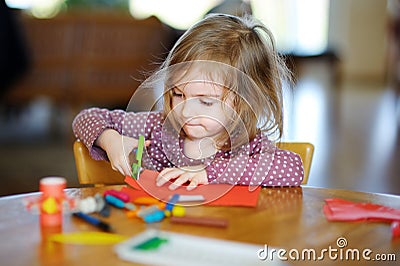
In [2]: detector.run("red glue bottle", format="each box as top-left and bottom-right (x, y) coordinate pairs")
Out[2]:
(39, 177), (66, 227)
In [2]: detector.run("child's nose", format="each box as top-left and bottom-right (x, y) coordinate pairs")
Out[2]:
(181, 99), (194, 118)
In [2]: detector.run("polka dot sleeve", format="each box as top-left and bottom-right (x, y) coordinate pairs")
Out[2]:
(205, 135), (304, 187)
(72, 107), (162, 160)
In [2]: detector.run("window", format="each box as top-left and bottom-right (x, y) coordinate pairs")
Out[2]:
(7, 0), (330, 55)
(252, 0), (330, 55)
(130, 0), (330, 55)
(129, 0), (220, 30)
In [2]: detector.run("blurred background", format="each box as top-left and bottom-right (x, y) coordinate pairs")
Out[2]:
(0, 0), (399, 196)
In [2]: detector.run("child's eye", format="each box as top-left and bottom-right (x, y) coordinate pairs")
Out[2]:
(200, 99), (214, 106)
(172, 90), (183, 98)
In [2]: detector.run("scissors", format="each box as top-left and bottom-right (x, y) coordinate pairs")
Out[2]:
(131, 135), (145, 180)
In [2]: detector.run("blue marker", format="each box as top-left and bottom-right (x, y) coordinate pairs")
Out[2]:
(73, 212), (112, 232)
(143, 210), (165, 223)
(165, 194), (180, 212)
(105, 195), (135, 210)
(105, 194), (125, 208)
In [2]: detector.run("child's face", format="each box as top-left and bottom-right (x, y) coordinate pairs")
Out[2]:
(170, 81), (233, 142)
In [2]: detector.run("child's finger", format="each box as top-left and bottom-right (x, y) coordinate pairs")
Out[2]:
(156, 176), (170, 187)
(186, 179), (198, 191)
(156, 169), (179, 187)
(113, 164), (126, 177)
(158, 167), (175, 176)
(122, 163), (132, 177)
(168, 173), (192, 190)
(156, 175), (175, 187)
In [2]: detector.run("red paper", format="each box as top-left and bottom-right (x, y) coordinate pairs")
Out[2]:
(122, 169), (261, 207)
(323, 198), (400, 222)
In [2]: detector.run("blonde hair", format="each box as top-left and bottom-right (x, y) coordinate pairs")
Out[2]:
(161, 13), (292, 148)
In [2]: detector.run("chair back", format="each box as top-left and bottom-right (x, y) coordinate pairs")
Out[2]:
(276, 142), (314, 184)
(73, 140), (314, 185)
(73, 141), (125, 186)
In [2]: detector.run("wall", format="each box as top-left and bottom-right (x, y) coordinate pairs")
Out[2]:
(328, 0), (388, 82)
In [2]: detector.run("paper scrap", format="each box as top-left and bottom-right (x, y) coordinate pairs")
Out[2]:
(123, 169), (261, 207)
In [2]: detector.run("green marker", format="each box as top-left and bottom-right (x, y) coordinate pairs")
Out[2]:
(133, 236), (168, 250)
(132, 135), (145, 180)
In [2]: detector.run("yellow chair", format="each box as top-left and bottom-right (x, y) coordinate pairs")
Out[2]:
(73, 140), (125, 186)
(276, 142), (314, 185)
(73, 140), (314, 186)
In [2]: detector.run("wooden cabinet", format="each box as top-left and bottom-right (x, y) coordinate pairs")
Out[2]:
(5, 11), (175, 108)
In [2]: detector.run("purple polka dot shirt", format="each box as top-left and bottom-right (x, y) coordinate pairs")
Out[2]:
(72, 108), (304, 187)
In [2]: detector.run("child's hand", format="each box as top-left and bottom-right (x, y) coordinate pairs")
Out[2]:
(156, 166), (209, 191)
(95, 129), (150, 176)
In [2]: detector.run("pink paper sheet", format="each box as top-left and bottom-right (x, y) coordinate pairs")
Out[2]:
(122, 169), (261, 207)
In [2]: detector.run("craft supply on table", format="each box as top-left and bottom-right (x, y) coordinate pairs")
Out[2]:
(170, 215), (229, 228)
(131, 135), (145, 180)
(114, 229), (281, 266)
(133, 196), (166, 209)
(105, 194), (135, 210)
(78, 193), (107, 214)
(323, 198), (400, 238)
(391, 221), (400, 238)
(165, 194), (180, 211)
(104, 189), (130, 203)
(177, 194), (205, 203)
(143, 210), (165, 223)
(125, 193), (187, 223)
(323, 198), (400, 222)
(123, 169), (261, 207)
(39, 177), (67, 227)
(49, 231), (127, 245)
(169, 205), (185, 217)
(136, 205), (160, 218)
(73, 212), (113, 232)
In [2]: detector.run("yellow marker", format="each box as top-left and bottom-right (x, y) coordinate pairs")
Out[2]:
(49, 232), (127, 245)
(164, 210), (171, 217)
(172, 206), (186, 217)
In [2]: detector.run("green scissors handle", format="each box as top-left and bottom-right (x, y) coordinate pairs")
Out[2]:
(132, 135), (145, 180)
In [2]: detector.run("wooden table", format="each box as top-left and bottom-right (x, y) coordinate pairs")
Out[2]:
(0, 186), (399, 265)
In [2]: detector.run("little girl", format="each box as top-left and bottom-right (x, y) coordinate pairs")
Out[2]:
(72, 14), (304, 190)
